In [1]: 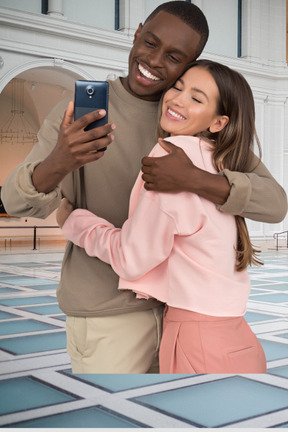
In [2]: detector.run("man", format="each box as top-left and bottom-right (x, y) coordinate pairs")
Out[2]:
(2, 2), (287, 373)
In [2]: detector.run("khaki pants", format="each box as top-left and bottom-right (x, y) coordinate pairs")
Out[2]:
(66, 306), (163, 373)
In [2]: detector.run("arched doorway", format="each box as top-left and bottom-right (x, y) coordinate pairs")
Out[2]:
(0, 64), (90, 184)
(0, 63), (92, 240)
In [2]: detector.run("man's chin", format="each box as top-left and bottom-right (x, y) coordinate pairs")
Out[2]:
(128, 79), (164, 101)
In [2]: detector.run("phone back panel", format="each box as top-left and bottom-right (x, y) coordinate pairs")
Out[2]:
(74, 80), (109, 130)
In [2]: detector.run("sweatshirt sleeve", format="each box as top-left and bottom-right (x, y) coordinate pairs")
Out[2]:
(152, 138), (287, 224)
(62, 192), (177, 280)
(1, 160), (62, 219)
(217, 154), (287, 223)
(1, 97), (70, 219)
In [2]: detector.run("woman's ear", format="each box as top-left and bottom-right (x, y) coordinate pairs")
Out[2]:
(133, 23), (143, 43)
(209, 115), (229, 133)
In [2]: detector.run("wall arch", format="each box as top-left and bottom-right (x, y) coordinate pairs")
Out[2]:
(0, 59), (96, 189)
(0, 58), (95, 93)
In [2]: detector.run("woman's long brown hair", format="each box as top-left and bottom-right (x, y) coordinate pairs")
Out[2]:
(190, 60), (263, 271)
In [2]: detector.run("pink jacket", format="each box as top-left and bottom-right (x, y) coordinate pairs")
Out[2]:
(62, 136), (250, 316)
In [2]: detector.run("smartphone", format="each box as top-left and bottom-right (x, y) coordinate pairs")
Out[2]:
(74, 80), (109, 131)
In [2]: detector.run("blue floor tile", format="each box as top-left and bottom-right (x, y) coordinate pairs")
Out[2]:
(0, 331), (66, 354)
(1, 262), (44, 267)
(270, 284), (288, 291)
(133, 376), (288, 427)
(269, 365), (288, 378)
(0, 311), (20, 320)
(7, 278), (57, 286)
(250, 289), (272, 295)
(257, 339), (288, 362)
(6, 406), (144, 428)
(250, 293), (288, 303)
(29, 284), (58, 290)
(270, 276), (288, 282)
(0, 275), (23, 281)
(0, 296), (57, 306)
(53, 314), (66, 321)
(0, 376), (75, 415)
(22, 304), (62, 315)
(0, 287), (23, 293)
(244, 311), (279, 322)
(0, 319), (61, 335)
(63, 371), (193, 392)
(250, 279), (273, 285)
(277, 333), (288, 340)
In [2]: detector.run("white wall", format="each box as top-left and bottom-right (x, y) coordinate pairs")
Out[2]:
(198, 0), (239, 58)
(62, 0), (116, 30)
(0, 0), (244, 58)
(0, 0), (287, 242)
(0, 0), (41, 13)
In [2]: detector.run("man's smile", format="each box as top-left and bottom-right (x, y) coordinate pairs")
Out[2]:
(138, 63), (161, 82)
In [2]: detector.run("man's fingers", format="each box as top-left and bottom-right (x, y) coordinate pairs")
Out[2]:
(74, 109), (107, 130)
(64, 107), (114, 140)
(142, 138), (178, 168)
(158, 138), (177, 154)
(141, 173), (153, 183)
(61, 101), (74, 128)
(141, 155), (154, 167)
(78, 132), (114, 153)
(143, 181), (155, 191)
(141, 164), (153, 174)
(85, 122), (115, 141)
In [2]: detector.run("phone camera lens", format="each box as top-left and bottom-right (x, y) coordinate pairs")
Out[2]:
(86, 86), (94, 96)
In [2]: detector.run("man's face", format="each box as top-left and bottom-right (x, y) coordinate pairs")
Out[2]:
(122, 11), (201, 102)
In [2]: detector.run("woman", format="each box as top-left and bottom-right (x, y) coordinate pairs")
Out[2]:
(57, 60), (266, 374)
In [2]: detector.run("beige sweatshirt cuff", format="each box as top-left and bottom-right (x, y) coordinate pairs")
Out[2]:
(217, 169), (252, 215)
(16, 161), (61, 208)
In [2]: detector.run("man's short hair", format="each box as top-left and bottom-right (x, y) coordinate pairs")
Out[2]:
(145, 1), (209, 59)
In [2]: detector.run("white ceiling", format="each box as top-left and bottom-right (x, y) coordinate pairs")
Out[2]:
(16, 66), (81, 91)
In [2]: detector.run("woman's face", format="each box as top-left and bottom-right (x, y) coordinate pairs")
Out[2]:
(161, 66), (226, 136)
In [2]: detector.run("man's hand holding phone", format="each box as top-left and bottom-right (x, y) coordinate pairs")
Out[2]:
(31, 84), (114, 195)
(53, 80), (114, 172)
(56, 101), (115, 172)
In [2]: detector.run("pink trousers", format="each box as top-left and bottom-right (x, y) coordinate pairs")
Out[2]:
(159, 306), (267, 374)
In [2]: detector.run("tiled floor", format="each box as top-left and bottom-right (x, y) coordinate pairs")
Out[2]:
(0, 247), (287, 430)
